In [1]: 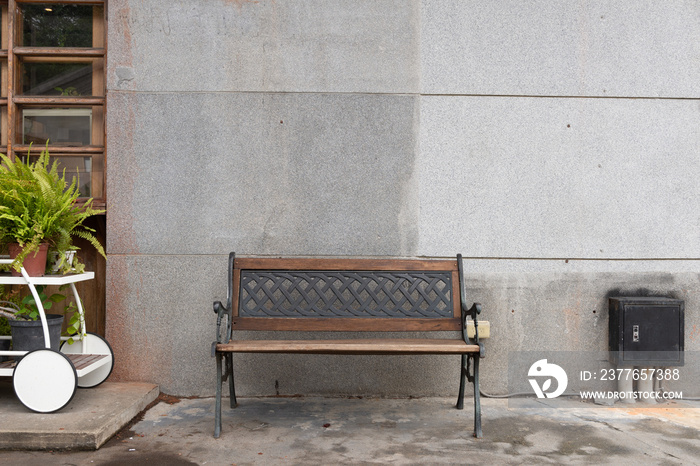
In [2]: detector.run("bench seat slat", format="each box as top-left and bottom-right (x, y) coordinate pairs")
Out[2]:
(217, 338), (479, 355)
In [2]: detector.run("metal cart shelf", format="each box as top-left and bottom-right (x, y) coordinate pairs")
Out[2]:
(0, 259), (114, 413)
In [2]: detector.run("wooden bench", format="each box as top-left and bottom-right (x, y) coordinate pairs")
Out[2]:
(212, 253), (486, 438)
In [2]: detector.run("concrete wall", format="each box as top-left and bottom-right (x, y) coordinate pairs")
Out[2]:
(106, 0), (700, 396)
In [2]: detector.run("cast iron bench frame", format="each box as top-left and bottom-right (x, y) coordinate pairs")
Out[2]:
(212, 252), (485, 438)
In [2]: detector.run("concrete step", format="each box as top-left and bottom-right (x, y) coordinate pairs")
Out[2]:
(0, 380), (159, 450)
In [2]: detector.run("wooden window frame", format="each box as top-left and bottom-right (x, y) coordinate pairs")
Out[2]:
(1, 0), (106, 207)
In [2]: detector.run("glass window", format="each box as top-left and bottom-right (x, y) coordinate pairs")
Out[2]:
(0, 105), (5, 145)
(5, 2), (106, 203)
(20, 4), (95, 48)
(21, 61), (94, 96)
(23, 108), (92, 146)
(27, 154), (100, 198)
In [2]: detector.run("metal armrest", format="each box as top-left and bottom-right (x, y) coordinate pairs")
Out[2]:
(213, 300), (230, 350)
(212, 252), (237, 355)
(461, 302), (482, 348)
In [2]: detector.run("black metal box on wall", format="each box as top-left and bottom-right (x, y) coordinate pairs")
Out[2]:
(609, 297), (684, 366)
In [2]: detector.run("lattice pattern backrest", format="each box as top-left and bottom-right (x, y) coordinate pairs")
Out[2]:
(239, 270), (454, 318)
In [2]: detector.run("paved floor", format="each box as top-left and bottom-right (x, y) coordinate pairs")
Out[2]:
(0, 384), (699, 465)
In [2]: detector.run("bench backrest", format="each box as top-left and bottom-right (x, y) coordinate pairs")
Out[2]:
(227, 254), (465, 332)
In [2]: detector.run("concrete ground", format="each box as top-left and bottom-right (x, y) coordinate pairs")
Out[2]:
(0, 383), (699, 465)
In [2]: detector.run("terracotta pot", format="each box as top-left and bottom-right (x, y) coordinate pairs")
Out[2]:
(8, 243), (49, 277)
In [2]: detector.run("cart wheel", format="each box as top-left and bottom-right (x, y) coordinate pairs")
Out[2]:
(13, 349), (77, 413)
(60, 332), (114, 388)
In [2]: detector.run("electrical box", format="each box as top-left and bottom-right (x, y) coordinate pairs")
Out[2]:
(609, 297), (684, 367)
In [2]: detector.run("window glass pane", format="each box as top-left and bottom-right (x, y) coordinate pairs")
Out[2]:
(1, 60), (7, 97)
(0, 105), (5, 145)
(27, 155), (99, 198)
(23, 108), (91, 146)
(21, 4), (94, 48)
(1, 6), (6, 50)
(21, 62), (93, 96)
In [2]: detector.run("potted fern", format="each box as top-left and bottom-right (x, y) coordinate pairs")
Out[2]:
(0, 145), (105, 276)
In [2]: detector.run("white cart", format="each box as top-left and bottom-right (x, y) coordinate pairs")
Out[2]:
(0, 259), (114, 413)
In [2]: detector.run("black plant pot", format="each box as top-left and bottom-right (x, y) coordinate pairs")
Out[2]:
(0, 338), (10, 362)
(9, 314), (64, 354)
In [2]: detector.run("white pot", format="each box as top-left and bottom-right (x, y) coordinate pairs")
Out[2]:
(50, 250), (77, 273)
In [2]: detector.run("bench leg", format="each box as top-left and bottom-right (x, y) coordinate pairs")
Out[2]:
(471, 354), (483, 438)
(456, 354), (483, 438)
(456, 354), (467, 410)
(215, 352), (223, 438)
(215, 353), (238, 438)
(226, 353), (238, 408)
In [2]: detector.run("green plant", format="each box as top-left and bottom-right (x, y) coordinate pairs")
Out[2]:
(0, 144), (105, 274)
(0, 284), (82, 343)
(0, 285), (63, 320)
(0, 284), (14, 337)
(54, 86), (80, 96)
(0, 316), (10, 336)
(19, 285), (66, 320)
